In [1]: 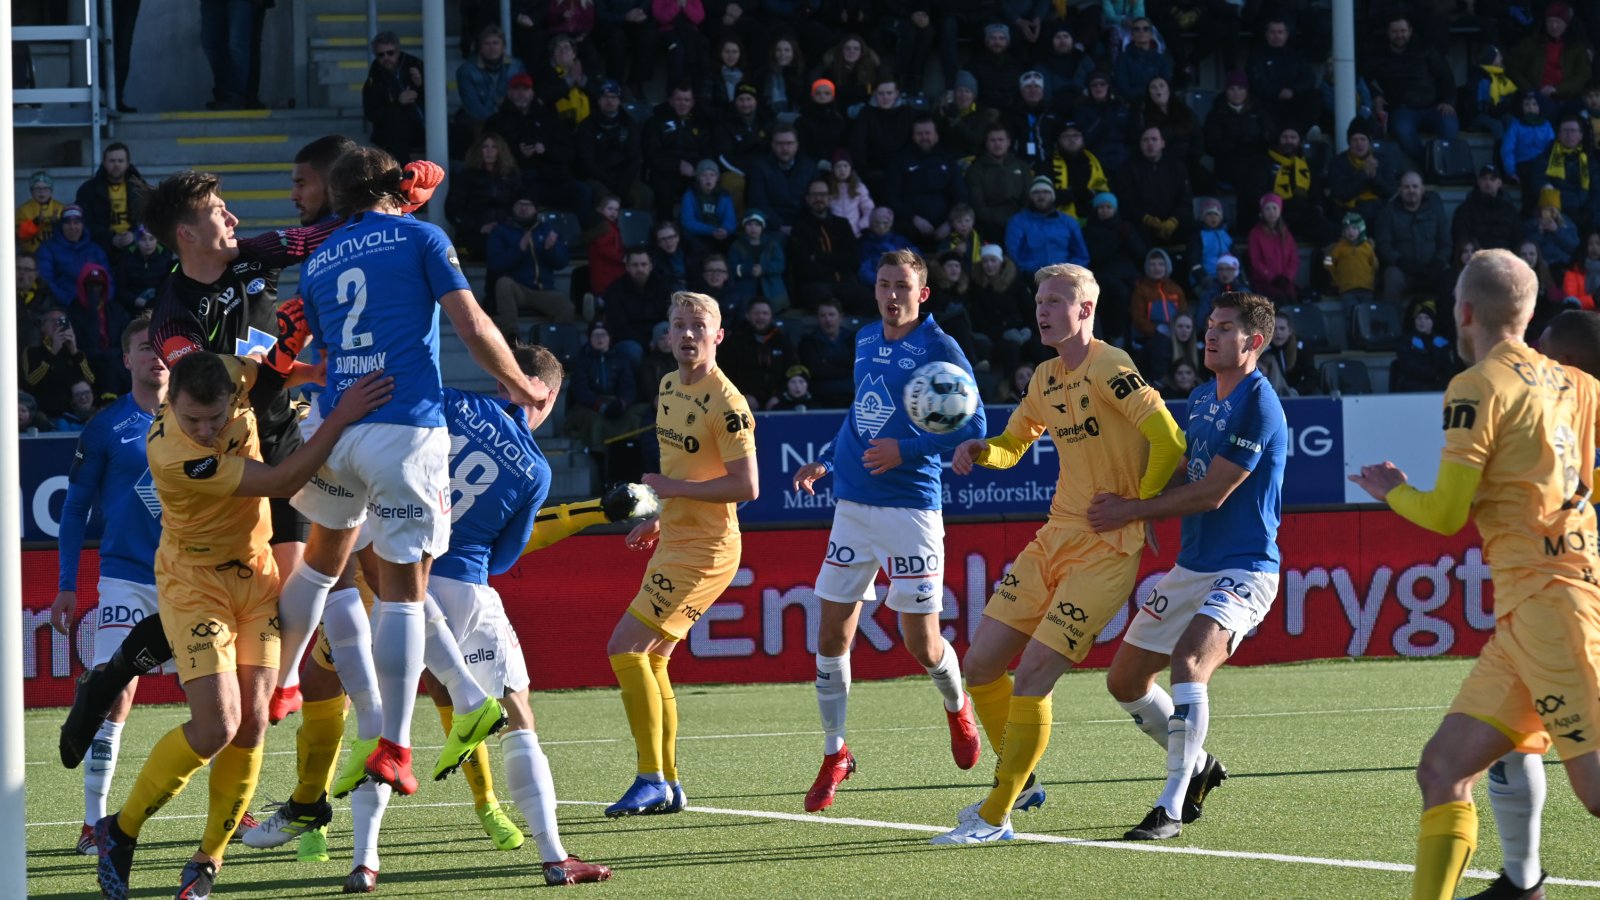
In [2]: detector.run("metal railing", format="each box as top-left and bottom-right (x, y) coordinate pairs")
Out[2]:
(13, 0), (105, 162)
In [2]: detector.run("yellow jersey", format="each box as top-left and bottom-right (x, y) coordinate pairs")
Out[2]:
(1441, 341), (1600, 617)
(982, 341), (1169, 553)
(107, 181), (130, 235)
(654, 365), (756, 543)
(148, 356), (272, 565)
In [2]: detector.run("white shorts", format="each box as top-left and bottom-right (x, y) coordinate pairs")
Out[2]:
(90, 578), (160, 668)
(428, 575), (530, 697)
(291, 423), (451, 565)
(1124, 565), (1280, 656)
(813, 500), (945, 614)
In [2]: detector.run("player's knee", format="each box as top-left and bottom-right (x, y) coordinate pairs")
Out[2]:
(233, 714), (269, 748)
(964, 654), (1004, 688)
(1104, 666), (1150, 704)
(188, 715), (239, 757)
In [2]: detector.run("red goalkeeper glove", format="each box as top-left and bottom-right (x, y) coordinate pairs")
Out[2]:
(399, 160), (445, 213)
(263, 297), (312, 375)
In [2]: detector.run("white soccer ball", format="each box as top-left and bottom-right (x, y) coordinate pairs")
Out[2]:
(903, 361), (980, 434)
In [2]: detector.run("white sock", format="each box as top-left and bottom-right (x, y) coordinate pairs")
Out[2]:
(83, 718), (125, 823)
(276, 564), (338, 691)
(1488, 751), (1546, 889)
(323, 588), (383, 740)
(422, 595), (489, 712)
(1156, 682), (1210, 819)
(374, 599), (426, 746)
(349, 780), (392, 872)
(923, 638), (965, 713)
(815, 654), (851, 755)
(501, 728), (568, 864)
(1118, 684), (1175, 751)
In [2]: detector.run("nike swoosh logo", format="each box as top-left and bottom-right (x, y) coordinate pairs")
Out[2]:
(120, 434), (143, 443)
(914, 595), (933, 603)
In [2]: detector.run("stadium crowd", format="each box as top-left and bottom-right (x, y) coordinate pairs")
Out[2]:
(16, 0), (1600, 430)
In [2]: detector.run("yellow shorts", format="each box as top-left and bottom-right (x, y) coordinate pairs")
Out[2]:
(627, 538), (741, 641)
(157, 548), (282, 684)
(982, 524), (1141, 663)
(1449, 579), (1600, 760)
(311, 560), (379, 673)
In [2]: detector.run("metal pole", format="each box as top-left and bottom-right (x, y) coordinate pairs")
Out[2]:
(423, 0), (449, 223)
(0, 3), (33, 896)
(368, 0), (379, 46)
(87, 0), (103, 161)
(1332, 0), (1357, 153)
(100, 0), (117, 115)
(500, 0), (513, 59)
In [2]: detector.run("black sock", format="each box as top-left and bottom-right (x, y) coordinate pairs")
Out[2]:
(105, 614), (173, 681)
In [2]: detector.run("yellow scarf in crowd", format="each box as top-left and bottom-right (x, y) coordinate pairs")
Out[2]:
(1050, 151), (1109, 220)
(1480, 65), (1517, 108)
(1548, 143), (1591, 191)
(1268, 149), (1311, 199)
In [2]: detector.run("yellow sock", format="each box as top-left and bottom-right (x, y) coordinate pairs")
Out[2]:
(610, 652), (663, 775)
(201, 742), (264, 861)
(292, 695), (348, 804)
(525, 499), (611, 552)
(1413, 801), (1477, 900)
(650, 654), (678, 782)
(117, 726), (210, 837)
(978, 695), (1052, 826)
(969, 674), (1014, 752)
(436, 704), (498, 808)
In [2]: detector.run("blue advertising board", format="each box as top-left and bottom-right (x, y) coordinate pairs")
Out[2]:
(20, 433), (99, 544)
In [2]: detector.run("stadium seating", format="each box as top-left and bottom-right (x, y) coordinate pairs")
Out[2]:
(619, 208), (655, 248)
(540, 210), (582, 252)
(1349, 301), (1403, 352)
(1319, 358), (1373, 395)
(532, 321), (585, 365)
(1279, 303), (1332, 353)
(1424, 138), (1476, 186)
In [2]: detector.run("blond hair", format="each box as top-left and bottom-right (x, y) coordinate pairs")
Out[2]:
(671, 290), (722, 327)
(1456, 248), (1537, 333)
(1034, 263), (1101, 306)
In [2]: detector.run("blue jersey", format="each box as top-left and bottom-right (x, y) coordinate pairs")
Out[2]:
(58, 394), (163, 589)
(430, 389), (551, 585)
(819, 315), (985, 510)
(300, 212), (470, 428)
(1176, 370), (1287, 573)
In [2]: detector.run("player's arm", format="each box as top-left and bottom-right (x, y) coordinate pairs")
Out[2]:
(650, 400), (759, 502)
(51, 428), (106, 633)
(953, 380), (1046, 474)
(1096, 454), (1252, 529)
(1350, 373), (1491, 535)
(227, 370), (394, 497)
(233, 217), (340, 266)
(523, 486), (659, 553)
(794, 421), (846, 493)
(150, 301), (208, 366)
(487, 498), (542, 575)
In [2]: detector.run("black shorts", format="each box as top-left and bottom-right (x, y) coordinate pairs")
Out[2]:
(269, 496), (309, 545)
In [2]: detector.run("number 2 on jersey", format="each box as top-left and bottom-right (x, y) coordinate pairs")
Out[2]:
(336, 267), (375, 350)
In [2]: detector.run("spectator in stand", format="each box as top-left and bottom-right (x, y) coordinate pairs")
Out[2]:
(19, 391), (56, 434)
(1130, 248), (1188, 378)
(1266, 310), (1318, 395)
(53, 380), (98, 433)
(937, 0), (993, 91)
(885, 115), (968, 245)
(970, 24), (1026, 113)
(16, 253), (46, 349)
(747, 125), (817, 235)
(798, 78), (852, 161)
(1452, 163), (1523, 251)
(16, 171), (64, 254)
(112, 227), (172, 314)
(1558, 230), (1600, 309)
(65, 263), (130, 396)
(598, 0), (658, 98)
(543, 3), (601, 97)
(1390, 299), (1458, 391)
(455, 25), (525, 144)
(727, 210), (789, 311)
(1464, 45), (1519, 139)
(759, 36), (807, 115)
(940, 203), (983, 266)
(653, 0), (709, 88)
(1375, 171), (1452, 302)
(1328, 118), (1401, 225)
(1204, 71), (1270, 196)
(75, 143), (143, 255)
(1517, 239), (1565, 330)
(583, 193), (627, 296)
(575, 79), (649, 210)
(1038, 122), (1110, 221)
(695, 253), (735, 315)
(1362, 14), (1459, 167)
(1193, 253), (1249, 327)
(37, 206), (109, 310)
(852, 80), (916, 191)
(1158, 360), (1199, 400)
(824, 149), (874, 236)
(1315, 53), (1375, 137)
(791, 179), (862, 311)
(1078, 71), (1134, 175)
(714, 84), (774, 203)
(857, 206), (916, 285)
(879, 0), (934, 96)
(1577, 83), (1600, 152)
(22, 308), (95, 418)
(969, 244), (1038, 373)
(448, 132), (523, 260)
(1247, 17), (1319, 137)
(1247, 193), (1300, 305)
(1324, 211), (1378, 308)
(928, 251), (990, 364)
(1113, 18), (1172, 103)
(935, 72), (1000, 162)
(642, 84), (713, 221)
(772, 364), (814, 411)
(1524, 186), (1581, 267)
(597, 246), (672, 361)
(1258, 124), (1331, 240)
(199, 0), (253, 109)
(636, 320), (678, 403)
(993, 360), (1032, 403)
(1185, 197), (1234, 287)
(721, 296), (797, 408)
(1005, 176), (1090, 277)
(1507, 2), (1591, 117)
(361, 31), (426, 162)
(1003, 0), (1047, 58)
(798, 298), (856, 407)
(1135, 76), (1204, 189)
(817, 34), (880, 113)
(967, 123), (1032, 242)
(1082, 191), (1147, 343)
(1040, 23), (1095, 100)
(563, 320), (643, 453)
(1529, 117), (1596, 226)
(487, 72), (580, 211)
(1006, 71), (1062, 168)
(488, 196), (574, 340)
(1117, 125), (1193, 247)
(650, 220), (706, 291)
(682, 159), (738, 247)
(703, 36), (750, 117)
(1502, 91), (1557, 194)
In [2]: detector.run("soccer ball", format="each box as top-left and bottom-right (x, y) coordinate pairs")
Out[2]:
(903, 362), (980, 434)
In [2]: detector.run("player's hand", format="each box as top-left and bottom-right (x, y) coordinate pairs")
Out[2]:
(1087, 492), (1135, 532)
(325, 370), (394, 426)
(793, 462), (829, 494)
(398, 160), (445, 213)
(641, 472), (679, 499)
(503, 373), (551, 411)
(862, 438), (902, 475)
(951, 438), (987, 475)
(50, 590), (77, 635)
(1348, 461), (1407, 502)
(268, 297), (313, 364)
(1144, 521), (1161, 556)
(625, 516), (660, 551)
